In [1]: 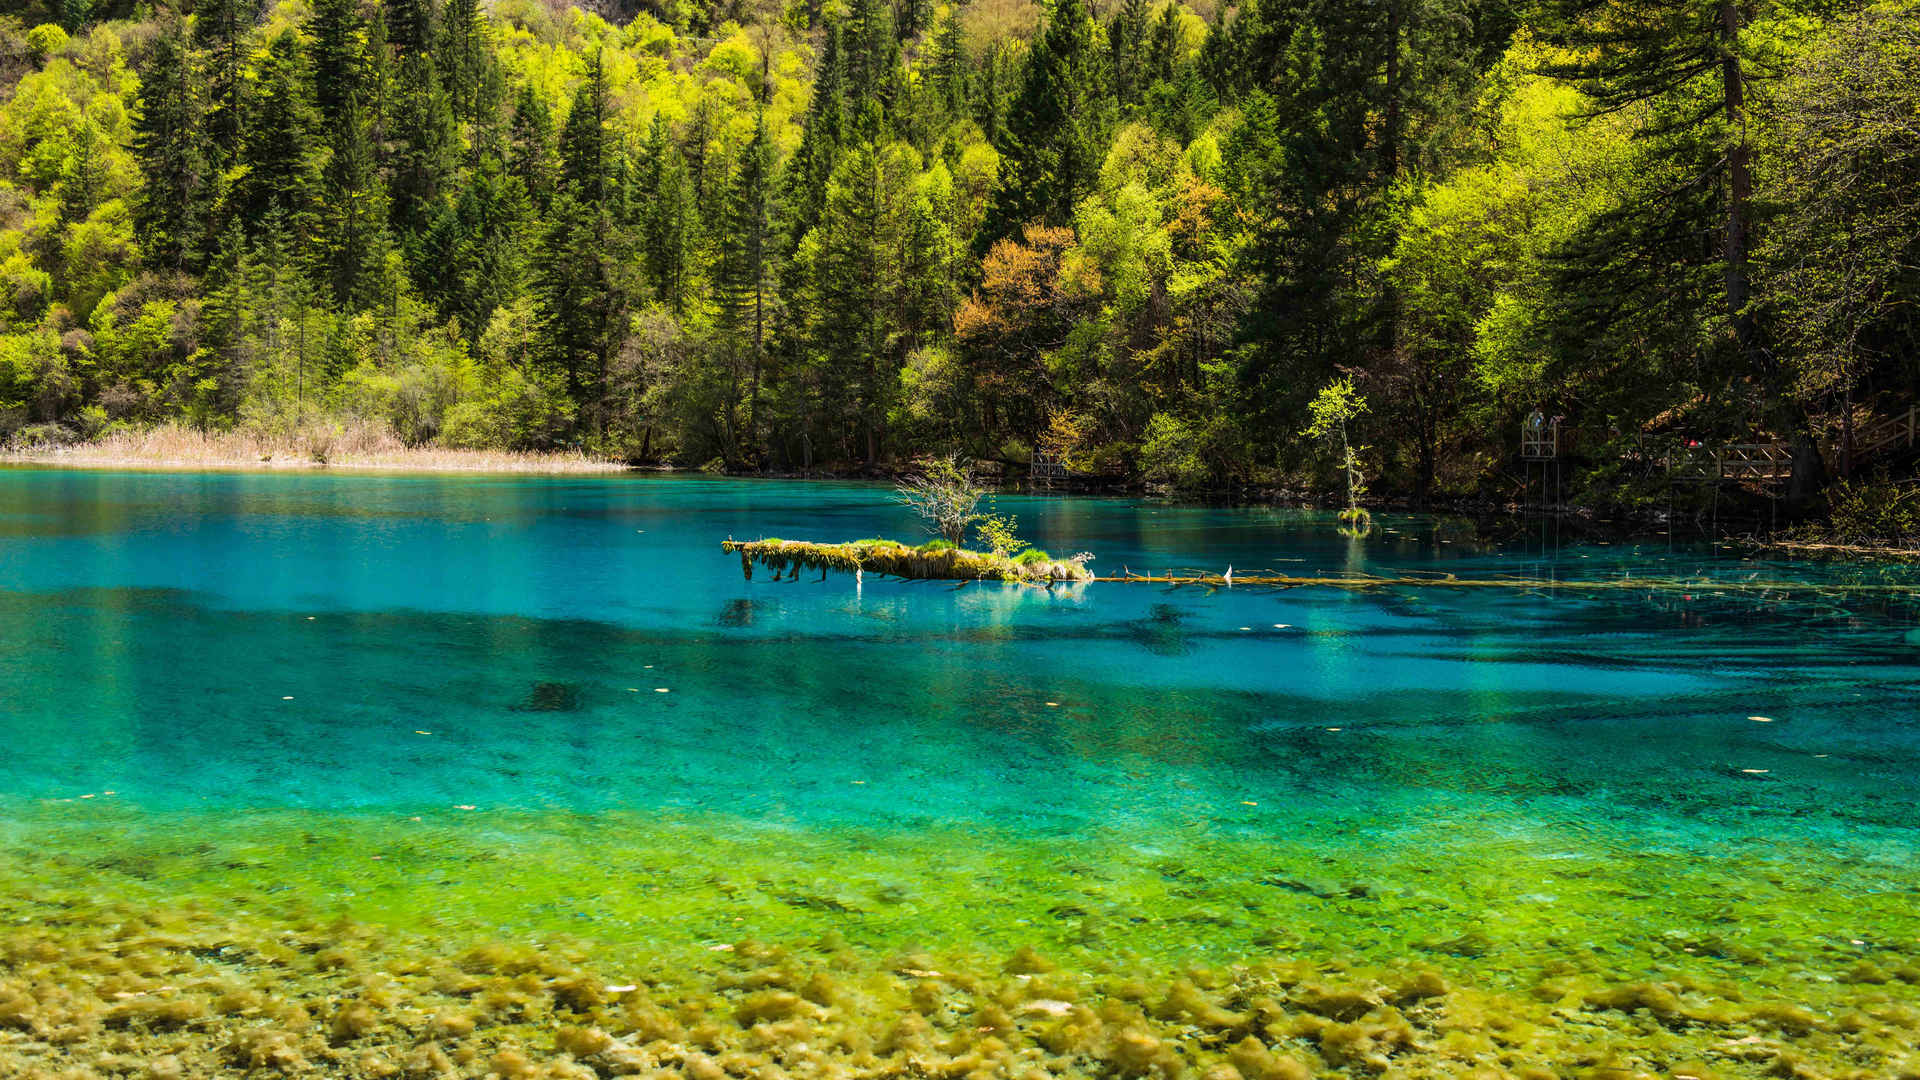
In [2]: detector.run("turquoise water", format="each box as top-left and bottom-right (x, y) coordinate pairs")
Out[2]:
(5, 467), (1920, 1000)
(6, 469), (1918, 826)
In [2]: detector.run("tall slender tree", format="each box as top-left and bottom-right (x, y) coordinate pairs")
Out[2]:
(133, 11), (212, 273)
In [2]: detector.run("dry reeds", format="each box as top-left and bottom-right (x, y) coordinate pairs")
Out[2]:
(4, 422), (625, 474)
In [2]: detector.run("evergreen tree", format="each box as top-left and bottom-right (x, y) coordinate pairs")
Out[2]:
(928, 13), (969, 119)
(508, 85), (559, 211)
(715, 115), (778, 447)
(638, 119), (699, 316)
(982, 0), (1109, 242)
(321, 95), (392, 310)
(1537, 0), (1767, 362)
(307, 0), (364, 135)
(843, 0), (899, 136)
(385, 0), (436, 55)
(233, 31), (321, 245)
(1108, 0), (1153, 110)
(802, 142), (918, 463)
(387, 52), (458, 249)
(783, 26), (847, 247)
(193, 0), (259, 168)
(439, 0), (495, 122)
(59, 120), (107, 226)
(133, 12), (212, 273)
(559, 52), (611, 204)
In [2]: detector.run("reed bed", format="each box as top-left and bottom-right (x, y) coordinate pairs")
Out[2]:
(3, 422), (625, 473)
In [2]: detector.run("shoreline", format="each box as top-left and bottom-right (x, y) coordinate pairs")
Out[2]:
(12, 441), (1918, 564)
(0, 448), (632, 476)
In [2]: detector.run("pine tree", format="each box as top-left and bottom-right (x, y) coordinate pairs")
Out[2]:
(308, 0), (364, 135)
(385, 0), (436, 55)
(133, 12), (212, 273)
(1537, 0), (1767, 362)
(1108, 0), (1152, 110)
(638, 120), (699, 316)
(439, 0), (495, 122)
(784, 26), (847, 249)
(425, 157), (528, 338)
(843, 0), (899, 137)
(233, 31), (322, 245)
(928, 14), (969, 120)
(321, 95), (392, 310)
(982, 0), (1110, 242)
(387, 52), (457, 249)
(508, 85), (559, 211)
(59, 120), (107, 226)
(193, 0), (259, 168)
(715, 114), (778, 447)
(559, 52), (610, 205)
(804, 142), (918, 463)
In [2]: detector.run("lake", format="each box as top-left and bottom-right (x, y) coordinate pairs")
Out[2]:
(4, 467), (1918, 1076)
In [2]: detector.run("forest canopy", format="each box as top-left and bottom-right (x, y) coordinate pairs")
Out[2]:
(0, 0), (1913, 499)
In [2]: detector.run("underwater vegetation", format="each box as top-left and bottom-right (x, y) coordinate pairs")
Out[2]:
(6, 804), (1920, 1079)
(512, 684), (585, 714)
(722, 539), (1095, 585)
(5, 891), (1920, 1080)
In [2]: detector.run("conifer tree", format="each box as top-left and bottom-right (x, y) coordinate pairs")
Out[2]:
(321, 95), (392, 310)
(783, 26), (847, 248)
(387, 52), (458, 249)
(715, 115), (778, 445)
(133, 12), (212, 273)
(308, 0), (364, 135)
(193, 0), (258, 168)
(233, 31), (322, 246)
(982, 0), (1110, 241)
(508, 86), (559, 211)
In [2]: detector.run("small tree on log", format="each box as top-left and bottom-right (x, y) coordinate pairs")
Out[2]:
(1305, 377), (1369, 518)
(896, 455), (986, 545)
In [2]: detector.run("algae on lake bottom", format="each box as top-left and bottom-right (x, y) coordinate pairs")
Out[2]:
(5, 802), (1920, 1079)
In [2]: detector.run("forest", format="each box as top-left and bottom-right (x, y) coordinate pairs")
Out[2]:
(0, 0), (1914, 503)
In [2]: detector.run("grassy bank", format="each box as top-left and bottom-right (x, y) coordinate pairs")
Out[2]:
(1, 423), (627, 474)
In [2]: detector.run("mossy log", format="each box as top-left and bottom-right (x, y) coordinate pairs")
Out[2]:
(722, 539), (1095, 584)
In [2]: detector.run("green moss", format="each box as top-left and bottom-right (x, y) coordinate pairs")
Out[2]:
(3, 801), (1919, 1079)
(723, 538), (1092, 583)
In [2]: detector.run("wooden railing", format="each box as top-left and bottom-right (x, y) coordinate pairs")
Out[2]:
(1855, 405), (1919, 460)
(1667, 443), (1794, 481)
(1030, 451), (1068, 488)
(1520, 422), (1560, 460)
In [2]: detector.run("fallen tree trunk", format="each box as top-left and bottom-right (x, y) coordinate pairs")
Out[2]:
(722, 539), (1095, 584)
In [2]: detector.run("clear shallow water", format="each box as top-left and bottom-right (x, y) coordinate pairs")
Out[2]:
(4, 467), (1920, 986)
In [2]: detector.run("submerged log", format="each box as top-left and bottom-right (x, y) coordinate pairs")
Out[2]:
(721, 541), (1918, 598)
(722, 539), (1095, 584)
(1094, 567), (1919, 596)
